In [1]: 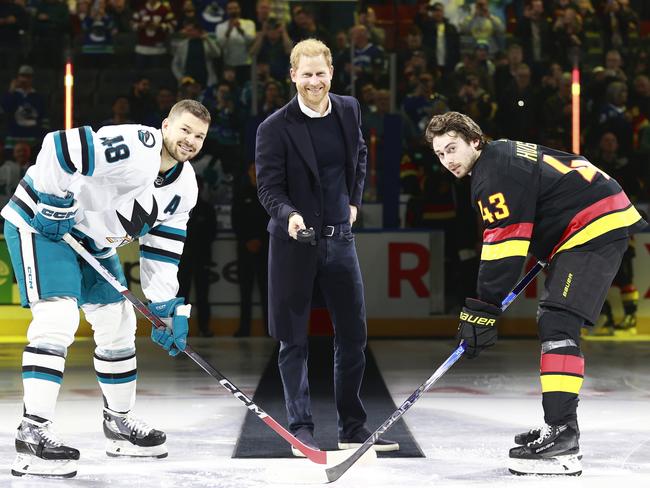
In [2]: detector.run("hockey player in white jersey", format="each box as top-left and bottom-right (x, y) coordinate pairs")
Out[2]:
(1, 99), (211, 478)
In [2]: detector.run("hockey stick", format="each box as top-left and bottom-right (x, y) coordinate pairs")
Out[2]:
(62, 233), (368, 466)
(325, 260), (547, 482)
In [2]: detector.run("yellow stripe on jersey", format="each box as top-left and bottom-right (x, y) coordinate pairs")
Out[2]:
(555, 206), (642, 254)
(480, 239), (530, 261)
(540, 374), (584, 394)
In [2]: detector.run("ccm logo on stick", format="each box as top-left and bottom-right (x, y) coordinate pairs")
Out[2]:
(219, 379), (267, 418)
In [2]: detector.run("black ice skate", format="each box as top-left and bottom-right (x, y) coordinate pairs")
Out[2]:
(103, 408), (168, 458)
(508, 422), (582, 476)
(11, 416), (80, 478)
(513, 426), (542, 446)
(514, 421), (580, 446)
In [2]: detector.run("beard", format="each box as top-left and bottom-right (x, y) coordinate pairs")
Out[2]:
(299, 83), (329, 107)
(163, 137), (196, 162)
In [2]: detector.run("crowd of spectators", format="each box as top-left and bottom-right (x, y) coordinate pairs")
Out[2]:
(1, 0), (649, 313)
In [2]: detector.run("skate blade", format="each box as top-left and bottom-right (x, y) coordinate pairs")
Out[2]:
(508, 453), (582, 476)
(105, 439), (168, 458)
(11, 453), (77, 478)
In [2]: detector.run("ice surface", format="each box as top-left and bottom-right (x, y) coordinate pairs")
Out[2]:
(1, 338), (648, 487)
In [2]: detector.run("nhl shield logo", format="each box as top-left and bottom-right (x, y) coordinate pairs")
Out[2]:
(138, 129), (156, 148)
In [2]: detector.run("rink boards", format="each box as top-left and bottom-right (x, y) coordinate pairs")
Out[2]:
(0, 231), (649, 336)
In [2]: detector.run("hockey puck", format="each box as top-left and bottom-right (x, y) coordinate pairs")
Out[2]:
(296, 228), (315, 244)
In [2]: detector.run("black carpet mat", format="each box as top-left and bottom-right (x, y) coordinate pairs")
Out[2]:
(233, 337), (424, 459)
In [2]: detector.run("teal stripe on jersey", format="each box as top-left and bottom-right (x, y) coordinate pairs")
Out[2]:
(140, 250), (180, 266)
(53, 131), (76, 174)
(24, 173), (35, 187)
(154, 225), (186, 237)
(83, 126), (95, 176)
(166, 163), (179, 179)
(22, 371), (63, 384)
(96, 374), (137, 384)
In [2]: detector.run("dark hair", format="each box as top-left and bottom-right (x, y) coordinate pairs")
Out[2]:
(168, 99), (211, 124)
(425, 111), (486, 149)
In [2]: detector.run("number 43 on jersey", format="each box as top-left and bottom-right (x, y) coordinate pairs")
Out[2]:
(477, 151), (611, 225)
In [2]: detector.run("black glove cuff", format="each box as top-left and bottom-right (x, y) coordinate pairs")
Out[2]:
(464, 298), (502, 316)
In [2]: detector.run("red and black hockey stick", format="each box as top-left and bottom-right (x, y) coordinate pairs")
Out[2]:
(325, 260), (547, 482)
(63, 233), (368, 466)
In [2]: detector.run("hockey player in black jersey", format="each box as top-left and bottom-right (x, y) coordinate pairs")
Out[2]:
(425, 111), (647, 476)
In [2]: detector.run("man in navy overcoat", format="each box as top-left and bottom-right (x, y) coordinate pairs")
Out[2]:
(255, 39), (398, 454)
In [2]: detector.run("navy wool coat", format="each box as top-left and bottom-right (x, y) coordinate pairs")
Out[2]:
(255, 93), (367, 343)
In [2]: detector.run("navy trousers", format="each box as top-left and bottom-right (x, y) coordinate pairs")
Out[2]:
(278, 225), (368, 438)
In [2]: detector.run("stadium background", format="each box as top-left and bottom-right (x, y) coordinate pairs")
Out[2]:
(0, 0), (649, 338)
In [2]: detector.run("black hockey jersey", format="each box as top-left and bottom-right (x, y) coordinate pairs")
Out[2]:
(470, 140), (647, 305)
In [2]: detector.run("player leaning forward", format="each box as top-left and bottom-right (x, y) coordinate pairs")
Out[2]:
(426, 112), (647, 476)
(2, 99), (210, 478)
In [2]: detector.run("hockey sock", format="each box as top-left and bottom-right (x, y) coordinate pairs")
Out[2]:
(538, 307), (585, 425)
(22, 343), (67, 420)
(540, 343), (584, 425)
(94, 347), (137, 413)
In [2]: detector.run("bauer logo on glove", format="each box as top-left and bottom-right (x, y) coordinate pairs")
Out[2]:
(457, 298), (501, 358)
(459, 310), (497, 326)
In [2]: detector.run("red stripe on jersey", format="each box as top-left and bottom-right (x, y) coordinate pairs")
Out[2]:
(552, 192), (631, 255)
(540, 354), (584, 376)
(483, 222), (534, 243)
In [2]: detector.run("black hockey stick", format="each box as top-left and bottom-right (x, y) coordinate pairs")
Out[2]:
(62, 233), (367, 466)
(325, 260), (547, 482)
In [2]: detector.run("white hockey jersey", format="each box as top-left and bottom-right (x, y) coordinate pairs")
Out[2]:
(0, 124), (198, 302)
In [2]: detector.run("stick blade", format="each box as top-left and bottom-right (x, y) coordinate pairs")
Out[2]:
(325, 448), (377, 467)
(324, 447), (377, 483)
(262, 451), (376, 485)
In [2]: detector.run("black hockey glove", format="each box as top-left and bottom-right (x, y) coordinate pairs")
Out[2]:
(457, 298), (501, 359)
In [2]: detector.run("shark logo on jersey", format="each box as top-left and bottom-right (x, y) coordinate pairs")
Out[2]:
(138, 129), (156, 148)
(116, 197), (158, 240)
